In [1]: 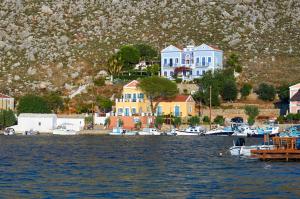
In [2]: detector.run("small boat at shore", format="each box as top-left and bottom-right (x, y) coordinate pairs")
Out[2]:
(137, 128), (161, 135)
(205, 126), (234, 136)
(4, 128), (15, 136)
(23, 130), (39, 135)
(53, 124), (78, 135)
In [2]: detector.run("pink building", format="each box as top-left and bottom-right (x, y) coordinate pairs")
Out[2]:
(290, 83), (300, 114)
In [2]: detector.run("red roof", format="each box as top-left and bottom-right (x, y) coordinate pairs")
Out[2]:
(0, 93), (11, 99)
(208, 44), (221, 51)
(156, 95), (191, 102)
(124, 80), (139, 88)
(291, 91), (300, 101)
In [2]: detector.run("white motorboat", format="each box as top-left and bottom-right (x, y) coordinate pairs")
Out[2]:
(232, 124), (257, 137)
(229, 138), (274, 156)
(109, 127), (137, 136)
(3, 128), (15, 135)
(205, 126), (234, 136)
(138, 128), (161, 135)
(183, 126), (206, 135)
(53, 125), (78, 135)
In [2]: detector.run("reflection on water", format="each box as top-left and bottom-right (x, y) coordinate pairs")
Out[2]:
(0, 136), (299, 198)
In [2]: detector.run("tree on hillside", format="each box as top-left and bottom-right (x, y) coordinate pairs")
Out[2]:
(106, 54), (123, 81)
(256, 83), (276, 101)
(17, 94), (51, 114)
(196, 70), (235, 107)
(117, 45), (140, 70)
(133, 44), (158, 61)
(240, 83), (252, 99)
(96, 96), (113, 113)
(146, 64), (160, 76)
(0, 110), (17, 129)
(225, 53), (242, 73)
(277, 84), (290, 103)
(221, 80), (238, 101)
(139, 76), (178, 115)
(43, 92), (64, 113)
(244, 105), (259, 125)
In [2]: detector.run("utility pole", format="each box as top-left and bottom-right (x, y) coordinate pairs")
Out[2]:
(209, 85), (212, 130)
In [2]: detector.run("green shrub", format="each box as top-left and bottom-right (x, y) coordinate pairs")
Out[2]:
(188, 116), (200, 126)
(221, 80), (238, 101)
(203, 116), (210, 123)
(240, 83), (252, 99)
(104, 117), (111, 127)
(155, 116), (164, 129)
(94, 77), (105, 86)
(256, 83), (276, 101)
(247, 116), (255, 126)
(0, 110), (17, 129)
(172, 117), (182, 128)
(213, 115), (225, 125)
(17, 94), (51, 114)
(175, 78), (182, 83)
(135, 121), (142, 130)
(244, 105), (259, 118)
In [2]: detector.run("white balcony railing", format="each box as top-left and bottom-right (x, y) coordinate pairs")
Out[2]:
(115, 98), (145, 103)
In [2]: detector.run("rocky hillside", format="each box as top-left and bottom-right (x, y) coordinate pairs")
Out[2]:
(1, 0), (300, 96)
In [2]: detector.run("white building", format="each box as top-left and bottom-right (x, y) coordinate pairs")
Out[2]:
(57, 115), (85, 131)
(11, 113), (57, 133)
(9, 113), (86, 133)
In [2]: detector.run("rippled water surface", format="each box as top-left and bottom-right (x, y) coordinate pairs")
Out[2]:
(1, 135), (300, 198)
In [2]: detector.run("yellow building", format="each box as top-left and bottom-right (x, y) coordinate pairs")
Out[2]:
(115, 80), (196, 117)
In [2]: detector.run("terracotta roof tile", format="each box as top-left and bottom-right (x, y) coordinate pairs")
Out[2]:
(157, 95), (191, 102)
(0, 93), (12, 98)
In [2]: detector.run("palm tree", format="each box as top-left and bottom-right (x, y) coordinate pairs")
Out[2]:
(106, 55), (123, 81)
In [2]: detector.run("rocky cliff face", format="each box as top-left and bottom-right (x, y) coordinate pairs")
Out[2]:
(1, 0), (300, 96)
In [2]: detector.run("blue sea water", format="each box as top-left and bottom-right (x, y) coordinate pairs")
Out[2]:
(0, 135), (300, 198)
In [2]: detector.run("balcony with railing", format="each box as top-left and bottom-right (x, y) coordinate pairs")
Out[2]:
(115, 98), (145, 103)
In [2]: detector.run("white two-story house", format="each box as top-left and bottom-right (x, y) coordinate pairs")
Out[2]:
(161, 44), (223, 80)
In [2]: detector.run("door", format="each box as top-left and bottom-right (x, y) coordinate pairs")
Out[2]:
(174, 106), (180, 117)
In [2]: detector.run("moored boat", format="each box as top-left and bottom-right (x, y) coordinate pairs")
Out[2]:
(3, 128), (15, 136)
(229, 138), (274, 156)
(205, 126), (234, 136)
(137, 128), (161, 135)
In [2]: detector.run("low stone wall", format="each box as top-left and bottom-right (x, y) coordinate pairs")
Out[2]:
(201, 108), (280, 121)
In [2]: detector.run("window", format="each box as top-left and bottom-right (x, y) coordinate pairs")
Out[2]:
(202, 70), (206, 75)
(197, 71), (200, 76)
(164, 71), (167, 76)
(157, 106), (163, 116)
(140, 93), (144, 99)
(169, 59), (173, 66)
(132, 108), (136, 115)
(208, 57), (212, 63)
(118, 108), (123, 114)
(196, 57), (199, 63)
(164, 59), (167, 65)
(38, 122), (41, 126)
(125, 108), (130, 116)
(189, 106), (193, 113)
(202, 57), (206, 66)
